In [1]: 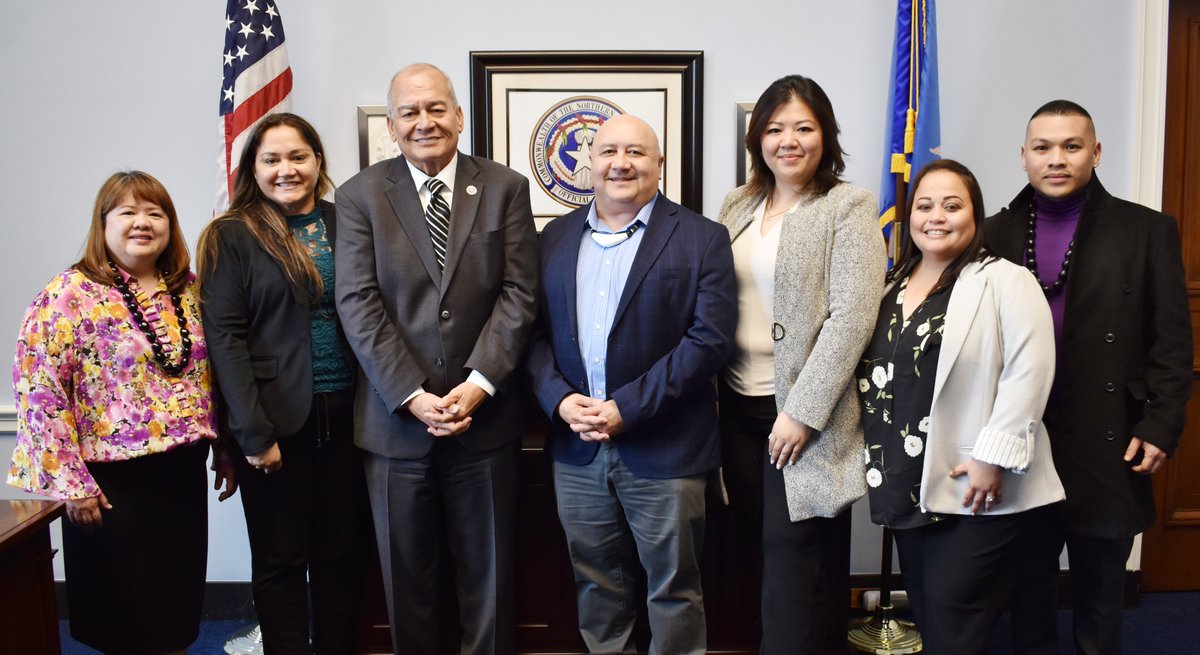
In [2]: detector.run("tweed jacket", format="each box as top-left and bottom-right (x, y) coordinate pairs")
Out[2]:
(718, 183), (887, 520)
(911, 259), (1066, 515)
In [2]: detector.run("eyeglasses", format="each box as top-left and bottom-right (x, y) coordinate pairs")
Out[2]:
(590, 221), (642, 248)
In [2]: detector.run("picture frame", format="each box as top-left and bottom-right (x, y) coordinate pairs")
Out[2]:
(736, 101), (756, 187)
(357, 105), (400, 170)
(470, 51), (703, 227)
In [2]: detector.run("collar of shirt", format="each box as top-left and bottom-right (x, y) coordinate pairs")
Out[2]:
(584, 194), (658, 234)
(407, 152), (459, 213)
(112, 265), (167, 300)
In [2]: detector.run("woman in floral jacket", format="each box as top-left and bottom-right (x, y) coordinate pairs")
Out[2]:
(857, 159), (1063, 654)
(8, 171), (234, 655)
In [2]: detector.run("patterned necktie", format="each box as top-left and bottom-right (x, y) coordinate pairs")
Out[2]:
(424, 178), (450, 269)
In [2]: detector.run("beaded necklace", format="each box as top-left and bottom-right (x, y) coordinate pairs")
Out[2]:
(108, 261), (193, 377)
(1023, 204), (1074, 296)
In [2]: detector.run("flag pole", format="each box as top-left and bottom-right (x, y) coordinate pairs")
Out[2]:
(847, 527), (923, 654)
(891, 171), (908, 261)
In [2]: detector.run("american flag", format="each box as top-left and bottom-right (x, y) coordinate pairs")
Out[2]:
(217, 0), (293, 210)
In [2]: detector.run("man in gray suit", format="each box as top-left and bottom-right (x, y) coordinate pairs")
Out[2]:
(334, 62), (538, 655)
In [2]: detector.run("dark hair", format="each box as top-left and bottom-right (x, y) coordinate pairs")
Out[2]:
(744, 75), (846, 199)
(888, 159), (993, 291)
(75, 170), (191, 294)
(198, 113), (334, 298)
(1029, 99), (1093, 123)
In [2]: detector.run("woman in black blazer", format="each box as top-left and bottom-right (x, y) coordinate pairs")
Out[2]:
(198, 113), (367, 655)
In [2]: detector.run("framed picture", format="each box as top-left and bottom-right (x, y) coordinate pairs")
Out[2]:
(736, 101), (756, 187)
(470, 51), (703, 227)
(357, 105), (400, 170)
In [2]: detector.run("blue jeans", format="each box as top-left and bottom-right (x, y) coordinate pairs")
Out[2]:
(553, 443), (708, 655)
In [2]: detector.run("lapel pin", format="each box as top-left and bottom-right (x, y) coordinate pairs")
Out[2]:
(466, 185), (478, 196)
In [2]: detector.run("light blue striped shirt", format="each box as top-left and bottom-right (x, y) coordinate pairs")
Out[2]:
(576, 196), (657, 400)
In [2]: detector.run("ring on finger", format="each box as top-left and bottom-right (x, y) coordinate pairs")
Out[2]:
(985, 494), (996, 503)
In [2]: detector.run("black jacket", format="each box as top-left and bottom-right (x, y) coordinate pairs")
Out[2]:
(985, 177), (1192, 538)
(201, 200), (350, 456)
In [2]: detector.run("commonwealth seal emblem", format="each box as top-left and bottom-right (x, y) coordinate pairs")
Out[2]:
(529, 96), (623, 208)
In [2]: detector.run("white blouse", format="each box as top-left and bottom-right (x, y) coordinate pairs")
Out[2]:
(723, 198), (788, 396)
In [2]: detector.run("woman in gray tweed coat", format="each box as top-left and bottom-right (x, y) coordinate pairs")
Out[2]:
(717, 75), (886, 654)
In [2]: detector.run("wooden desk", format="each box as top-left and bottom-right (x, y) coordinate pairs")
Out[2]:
(0, 499), (64, 654)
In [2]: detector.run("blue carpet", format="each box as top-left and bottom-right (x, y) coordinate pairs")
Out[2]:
(59, 593), (1200, 653)
(987, 591), (1200, 654)
(60, 620), (255, 654)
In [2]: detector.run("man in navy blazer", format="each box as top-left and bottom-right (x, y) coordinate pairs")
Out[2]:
(527, 114), (737, 655)
(335, 63), (538, 655)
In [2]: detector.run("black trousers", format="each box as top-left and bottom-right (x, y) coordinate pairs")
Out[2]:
(720, 384), (852, 655)
(1063, 533), (1135, 655)
(893, 505), (1056, 655)
(1008, 520), (1134, 655)
(234, 391), (370, 655)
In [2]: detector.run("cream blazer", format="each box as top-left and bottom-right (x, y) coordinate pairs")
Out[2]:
(917, 258), (1066, 515)
(719, 183), (887, 521)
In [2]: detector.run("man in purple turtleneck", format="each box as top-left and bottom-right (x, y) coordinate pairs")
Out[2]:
(986, 100), (1192, 655)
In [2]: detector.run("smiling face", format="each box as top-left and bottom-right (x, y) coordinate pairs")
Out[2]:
(253, 125), (321, 215)
(589, 114), (664, 218)
(909, 170), (977, 268)
(760, 97), (824, 190)
(1021, 113), (1101, 199)
(387, 67), (464, 176)
(104, 192), (170, 276)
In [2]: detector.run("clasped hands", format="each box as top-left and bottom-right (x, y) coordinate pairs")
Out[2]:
(409, 381), (488, 437)
(557, 393), (624, 442)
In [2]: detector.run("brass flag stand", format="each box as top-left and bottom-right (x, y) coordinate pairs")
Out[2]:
(848, 527), (922, 654)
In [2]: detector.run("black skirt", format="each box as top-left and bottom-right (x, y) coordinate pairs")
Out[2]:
(62, 441), (210, 655)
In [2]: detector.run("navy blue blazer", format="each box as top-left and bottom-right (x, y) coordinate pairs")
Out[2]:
(526, 194), (737, 479)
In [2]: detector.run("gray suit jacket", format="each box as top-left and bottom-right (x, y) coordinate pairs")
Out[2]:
(334, 153), (539, 459)
(718, 182), (886, 520)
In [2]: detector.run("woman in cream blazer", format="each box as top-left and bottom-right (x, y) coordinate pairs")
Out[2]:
(717, 75), (886, 654)
(857, 159), (1063, 654)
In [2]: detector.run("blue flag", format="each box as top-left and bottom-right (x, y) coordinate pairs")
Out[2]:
(879, 0), (941, 253)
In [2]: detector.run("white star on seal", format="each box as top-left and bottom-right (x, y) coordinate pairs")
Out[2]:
(565, 129), (593, 174)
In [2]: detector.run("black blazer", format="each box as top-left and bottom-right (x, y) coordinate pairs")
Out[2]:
(985, 177), (1192, 539)
(202, 200), (347, 456)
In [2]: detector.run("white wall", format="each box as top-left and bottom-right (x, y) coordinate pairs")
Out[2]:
(0, 0), (1150, 581)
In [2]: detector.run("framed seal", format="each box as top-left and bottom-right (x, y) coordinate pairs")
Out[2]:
(470, 51), (703, 228)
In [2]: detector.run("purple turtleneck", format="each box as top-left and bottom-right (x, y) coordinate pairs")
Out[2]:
(1027, 189), (1086, 398)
